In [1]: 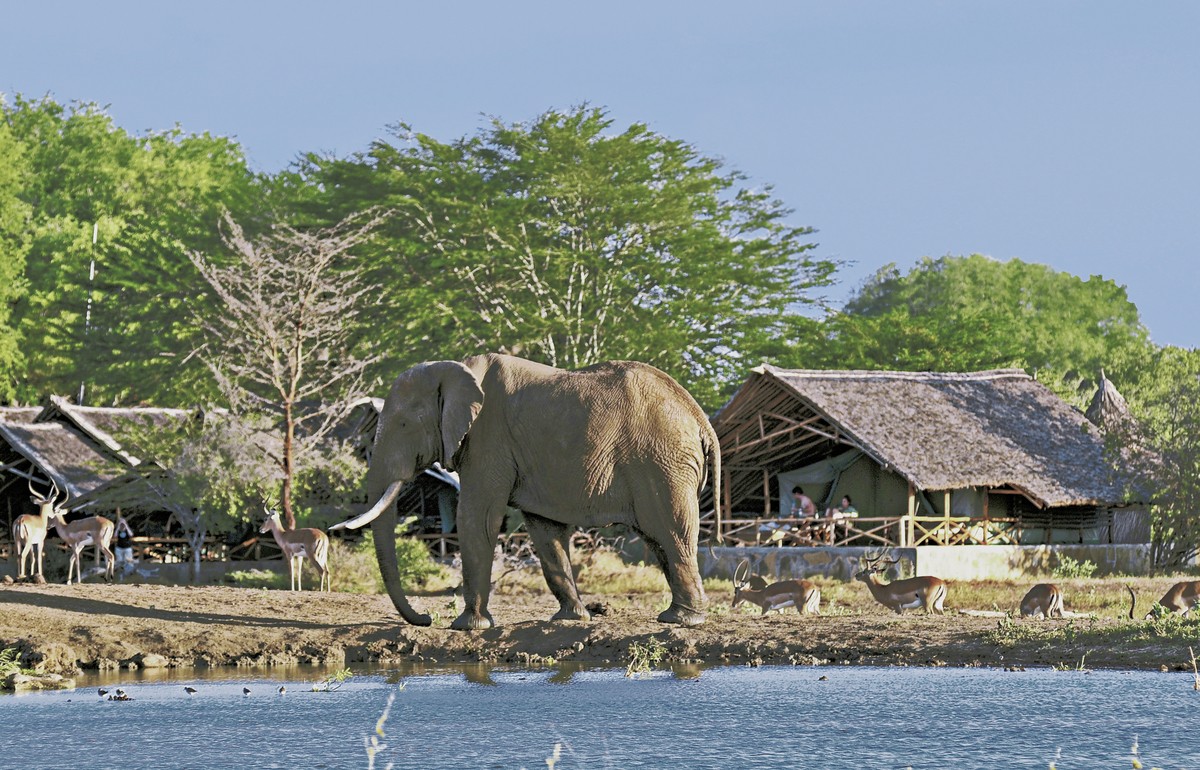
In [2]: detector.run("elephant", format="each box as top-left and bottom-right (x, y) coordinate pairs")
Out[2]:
(332, 353), (720, 630)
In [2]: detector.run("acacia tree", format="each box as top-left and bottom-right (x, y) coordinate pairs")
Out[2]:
(113, 412), (278, 578)
(188, 209), (385, 528)
(295, 106), (837, 410)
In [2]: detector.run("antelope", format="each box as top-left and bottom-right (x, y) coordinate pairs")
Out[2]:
(854, 551), (946, 614)
(12, 478), (57, 581)
(1127, 581), (1200, 619)
(731, 560), (820, 615)
(48, 509), (116, 584)
(260, 510), (330, 592)
(1019, 583), (1064, 618)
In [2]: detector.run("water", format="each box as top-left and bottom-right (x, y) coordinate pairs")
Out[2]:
(2, 664), (1197, 769)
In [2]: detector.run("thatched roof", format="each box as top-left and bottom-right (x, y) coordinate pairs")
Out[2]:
(1085, 370), (1134, 433)
(0, 420), (130, 497)
(715, 366), (1137, 509)
(37, 395), (193, 465)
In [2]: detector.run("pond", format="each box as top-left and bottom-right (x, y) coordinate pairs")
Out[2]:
(2, 664), (1197, 769)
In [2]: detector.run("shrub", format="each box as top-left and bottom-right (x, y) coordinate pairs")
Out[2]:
(1053, 554), (1098, 579)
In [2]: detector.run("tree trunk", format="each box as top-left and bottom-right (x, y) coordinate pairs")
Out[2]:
(282, 401), (296, 529)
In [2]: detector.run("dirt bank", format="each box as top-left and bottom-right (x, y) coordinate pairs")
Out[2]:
(3, 581), (1197, 678)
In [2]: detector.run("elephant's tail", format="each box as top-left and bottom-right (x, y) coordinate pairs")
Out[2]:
(704, 423), (723, 544)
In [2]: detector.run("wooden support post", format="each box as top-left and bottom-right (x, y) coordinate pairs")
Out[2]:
(905, 482), (916, 547)
(982, 490), (990, 545)
(763, 469), (771, 517)
(943, 490), (951, 545)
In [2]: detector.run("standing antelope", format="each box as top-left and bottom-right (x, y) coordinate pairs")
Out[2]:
(1019, 583), (1064, 618)
(48, 509), (115, 584)
(12, 478), (58, 581)
(260, 510), (330, 592)
(1128, 581), (1200, 618)
(731, 561), (820, 615)
(854, 551), (947, 614)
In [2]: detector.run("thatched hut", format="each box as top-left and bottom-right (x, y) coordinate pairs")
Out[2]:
(711, 366), (1148, 548)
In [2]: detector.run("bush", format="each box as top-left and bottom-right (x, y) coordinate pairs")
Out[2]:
(330, 533), (447, 594)
(1052, 554), (1098, 580)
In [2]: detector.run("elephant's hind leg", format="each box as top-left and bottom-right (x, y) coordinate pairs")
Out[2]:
(524, 513), (590, 622)
(634, 494), (706, 627)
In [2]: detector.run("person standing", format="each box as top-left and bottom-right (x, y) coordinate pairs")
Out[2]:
(114, 514), (135, 578)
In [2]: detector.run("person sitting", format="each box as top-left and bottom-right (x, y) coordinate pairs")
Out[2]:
(823, 495), (859, 544)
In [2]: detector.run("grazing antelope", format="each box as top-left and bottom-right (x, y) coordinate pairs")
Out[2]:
(1128, 581), (1200, 619)
(259, 509), (330, 592)
(1019, 583), (1064, 618)
(12, 478), (57, 581)
(854, 551), (946, 614)
(48, 509), (116, 584)
(731, 561), (820, 615)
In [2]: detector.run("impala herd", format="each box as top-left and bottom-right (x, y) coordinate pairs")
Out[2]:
(731, 549), (1200, 621)
(8, 478), (331, 591)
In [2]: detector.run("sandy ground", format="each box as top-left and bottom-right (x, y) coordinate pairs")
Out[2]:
(3, 581), (1197, 678)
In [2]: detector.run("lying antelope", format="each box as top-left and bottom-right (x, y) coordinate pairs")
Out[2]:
(260, 509), (330, 591)
(13, 478), (57, 581)
(854, 552), (946, 614)
(1019, 583), (1064, 618)
(1128, 581), (1200, 619)
(731, 561), (820, 615)
(48, 509), (116, 584)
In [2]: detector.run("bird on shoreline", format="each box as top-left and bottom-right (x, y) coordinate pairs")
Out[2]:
(243, 687), (251, 696)
(277, 685), (286, 696)
(97, 688), (109, 697)
(184, 686), (198, 695)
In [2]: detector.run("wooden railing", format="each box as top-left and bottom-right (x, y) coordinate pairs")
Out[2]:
(714, 514), (1094, 548)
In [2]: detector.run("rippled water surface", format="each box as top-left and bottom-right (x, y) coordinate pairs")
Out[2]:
(2, 665), (1197, 769)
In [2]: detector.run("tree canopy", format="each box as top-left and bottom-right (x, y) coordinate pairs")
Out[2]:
(2, 95), (262, 405)
(794, 254), (1155, 406)
(292, 106), (837, 409)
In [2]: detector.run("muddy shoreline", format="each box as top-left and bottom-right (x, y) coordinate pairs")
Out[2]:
(3, 583), (1197, 682)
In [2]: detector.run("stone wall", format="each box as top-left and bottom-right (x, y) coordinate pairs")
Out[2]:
(700, 543), (1150, 582)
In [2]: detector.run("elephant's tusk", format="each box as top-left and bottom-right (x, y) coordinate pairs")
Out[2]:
(330, 481), (405, 531)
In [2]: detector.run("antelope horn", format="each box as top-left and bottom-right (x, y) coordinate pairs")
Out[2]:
(733, 559), (750, 587)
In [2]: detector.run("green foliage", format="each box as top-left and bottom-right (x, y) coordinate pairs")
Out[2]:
(1052, 555), (1099, 580)
(0, 646), (29, 677)
(797, 255), (1154, 407)
(224, 568), (288, 590)
(1109, 346), (1200, 569)
(2, 95), (262, 405)
(295, 105), (837, 411)
(625, 636), (668, 678)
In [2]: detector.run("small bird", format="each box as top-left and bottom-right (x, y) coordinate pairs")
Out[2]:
(243, 687), (251, 696)
(97, 688), (109, 697)
(184, 686), (198, 695)
(115, 688), (127, 698)
(277, 685), (286, 696)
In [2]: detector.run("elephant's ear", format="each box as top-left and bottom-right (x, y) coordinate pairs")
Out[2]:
(436, 362), (484, 470)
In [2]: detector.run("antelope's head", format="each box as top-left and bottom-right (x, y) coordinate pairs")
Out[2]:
(854, 549), (899, 582)
(29, 478), (65, 516)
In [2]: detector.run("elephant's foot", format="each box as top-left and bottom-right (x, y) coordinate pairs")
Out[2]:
(657, 603), (706, 627)
(550, 604), (591, 622)
(450, 610), (495, 631)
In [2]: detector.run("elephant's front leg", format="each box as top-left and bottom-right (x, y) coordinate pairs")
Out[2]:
(452, 493), (506, 630)
(524, 513), (590, 621)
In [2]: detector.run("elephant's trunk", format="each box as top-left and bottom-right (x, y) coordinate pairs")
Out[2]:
(371, 498), (433, 626)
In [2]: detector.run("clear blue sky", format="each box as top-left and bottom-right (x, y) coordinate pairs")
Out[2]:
(4, 1), (1197, 348)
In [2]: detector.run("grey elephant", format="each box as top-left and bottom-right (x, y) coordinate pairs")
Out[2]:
(332, 353), (720, 630)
